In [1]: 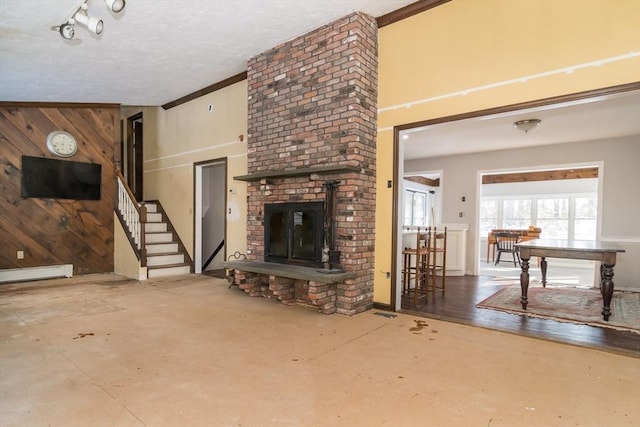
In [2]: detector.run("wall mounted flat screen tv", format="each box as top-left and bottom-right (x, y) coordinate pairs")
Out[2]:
(21, 156), (102, 200)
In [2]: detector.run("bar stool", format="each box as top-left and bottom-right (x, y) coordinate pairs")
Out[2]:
(426, 226), (447, 299)
(402, 228), (431, 305)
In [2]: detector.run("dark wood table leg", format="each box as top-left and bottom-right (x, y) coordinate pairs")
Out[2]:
(601, 263), (615, 321)
(519, 257), (530, 309)
(540, 256), (547, 288)
(599, 264), (604, 296)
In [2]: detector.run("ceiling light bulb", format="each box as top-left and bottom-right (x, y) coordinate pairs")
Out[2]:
(513, 119), (541, 133)
(73, 12), (104, 35)
(105, 0), (126, 13)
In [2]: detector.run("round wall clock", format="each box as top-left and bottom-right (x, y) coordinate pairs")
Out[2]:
(46, 130), (78, 157)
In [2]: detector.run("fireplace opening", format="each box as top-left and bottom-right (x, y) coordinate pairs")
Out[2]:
(264, 202), (324, 268)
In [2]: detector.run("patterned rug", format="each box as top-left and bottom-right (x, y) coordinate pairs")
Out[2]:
(476, 286), (640, 333)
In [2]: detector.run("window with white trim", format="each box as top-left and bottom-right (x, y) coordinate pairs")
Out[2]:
(481, 193), (597, 240)
(537, 198), (569, 239)
(479, 199), (498, 236)
(404, 189), (433, 227)
(502, 199), (532, 230)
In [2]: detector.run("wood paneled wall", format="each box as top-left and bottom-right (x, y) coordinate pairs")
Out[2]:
(0, 103), (120, 274)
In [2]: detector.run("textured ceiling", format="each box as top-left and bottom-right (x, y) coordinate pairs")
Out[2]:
(2, 1), (638, 160)
(0, 0), (415, 106)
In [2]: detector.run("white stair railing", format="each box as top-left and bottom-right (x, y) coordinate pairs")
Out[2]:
(116, 172), (146, 266)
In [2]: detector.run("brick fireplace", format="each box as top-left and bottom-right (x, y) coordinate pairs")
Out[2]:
(232, 12), (377, 315)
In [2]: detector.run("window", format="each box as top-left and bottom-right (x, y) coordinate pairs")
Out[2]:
(404, 189), (432, 227)
(537, 198), (569, 239)
(414, 192), (427, 225)
(404, 193), (414, 225)
(479, 200), (498, 236)
(502, 199), (532, 230)
(481, 194), (597, 240)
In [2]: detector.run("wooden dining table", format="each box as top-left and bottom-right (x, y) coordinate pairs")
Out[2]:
(515, 239), (626, 321)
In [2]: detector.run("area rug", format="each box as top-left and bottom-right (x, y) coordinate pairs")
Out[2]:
(476, 286), (640, 333)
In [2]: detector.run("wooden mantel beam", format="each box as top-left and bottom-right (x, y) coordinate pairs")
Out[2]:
(404, 176), (440, 187)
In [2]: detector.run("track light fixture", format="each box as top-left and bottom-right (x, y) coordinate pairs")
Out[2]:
(53, 0), (125, 40)
(58, 23), (75, 40)
(73, 7), (104, 35)
(105, 0), (126, 13)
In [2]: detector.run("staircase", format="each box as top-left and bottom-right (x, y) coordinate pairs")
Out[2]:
(144, 202), (192, 278)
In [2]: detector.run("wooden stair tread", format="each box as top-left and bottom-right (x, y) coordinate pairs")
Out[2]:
(147, 262), (191, 270)
(147, 251), (182, 256)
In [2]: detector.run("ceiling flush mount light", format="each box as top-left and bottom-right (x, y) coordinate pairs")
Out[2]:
(514, 119), (541, 134)
(53, 0), (125, 40)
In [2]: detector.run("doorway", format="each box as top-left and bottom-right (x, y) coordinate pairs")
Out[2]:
(392, 85), (639, 312)
(194, 159), (227, 275)
(477, 166), (601, 286)
(126, 113), (143, 201)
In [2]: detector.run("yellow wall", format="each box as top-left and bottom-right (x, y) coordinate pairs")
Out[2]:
(374, 0), (640, 304)
(130, 82), (248, 260)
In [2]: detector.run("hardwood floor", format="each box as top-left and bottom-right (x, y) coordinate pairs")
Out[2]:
(401, 275), (640, 358)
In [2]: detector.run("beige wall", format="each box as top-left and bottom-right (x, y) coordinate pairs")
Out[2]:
(114, 213), (145, 280)
(405, 136), (640, 291)
(374, 0), (640, 304)
(126, 82), (248, 260)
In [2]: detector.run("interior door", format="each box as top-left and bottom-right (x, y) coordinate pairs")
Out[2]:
(126, 113), (143, 201)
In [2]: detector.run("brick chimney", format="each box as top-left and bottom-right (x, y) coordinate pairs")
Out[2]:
(242, 12), (377, 315)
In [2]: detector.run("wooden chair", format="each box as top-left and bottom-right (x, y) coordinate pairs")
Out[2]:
(494, 232), (521, 267)
(426, 226), (447, 298)
(402, 228), (431, 305)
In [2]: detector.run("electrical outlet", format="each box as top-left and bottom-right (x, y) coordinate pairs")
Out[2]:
(17, 250), (24, 259)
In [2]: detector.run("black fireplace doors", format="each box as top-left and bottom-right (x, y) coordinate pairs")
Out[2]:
(264, 202), (324, 268)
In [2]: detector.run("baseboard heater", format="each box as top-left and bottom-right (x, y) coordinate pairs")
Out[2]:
(0, 264), (73, 284)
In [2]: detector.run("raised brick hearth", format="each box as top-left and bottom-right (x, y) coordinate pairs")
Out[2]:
(233, 12), (378, 315)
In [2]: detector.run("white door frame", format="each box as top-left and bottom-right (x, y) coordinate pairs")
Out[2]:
(194, 159), (227, 274)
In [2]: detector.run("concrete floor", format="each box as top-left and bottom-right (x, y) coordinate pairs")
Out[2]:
(1, 274), (638, 427)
